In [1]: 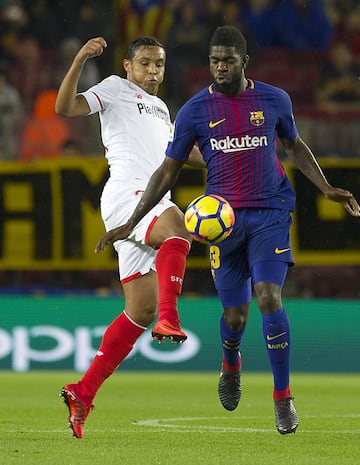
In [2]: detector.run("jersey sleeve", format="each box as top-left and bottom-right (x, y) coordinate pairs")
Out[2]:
(275, 89), (298, 140)
(166, 103), (196, 161)
(79, 75), (122, 115)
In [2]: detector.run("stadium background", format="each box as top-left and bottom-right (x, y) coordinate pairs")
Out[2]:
(0, 0), (359, 372)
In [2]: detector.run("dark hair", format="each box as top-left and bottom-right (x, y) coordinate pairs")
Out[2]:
(209, 26), (247, 56)
(126, 37), (165, 60)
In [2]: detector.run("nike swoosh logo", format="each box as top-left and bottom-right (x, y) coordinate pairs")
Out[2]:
(274, 247), (290, 254)
(185, 210), (196, 223)
(209, 118), (226, 128)
(266, 332), (286, 341)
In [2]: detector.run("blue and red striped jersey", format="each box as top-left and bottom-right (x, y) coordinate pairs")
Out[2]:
(166, 79), (298, 210)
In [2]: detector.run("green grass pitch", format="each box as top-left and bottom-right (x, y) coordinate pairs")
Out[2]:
(1, 371), (359, 465)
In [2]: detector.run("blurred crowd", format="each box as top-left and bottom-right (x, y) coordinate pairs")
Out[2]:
(0, 0), (114, 160)
(0, 0), (360, 161)
(0, 0), (359, 297)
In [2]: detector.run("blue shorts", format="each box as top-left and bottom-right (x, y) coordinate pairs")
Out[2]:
(210, 208), (294, 307)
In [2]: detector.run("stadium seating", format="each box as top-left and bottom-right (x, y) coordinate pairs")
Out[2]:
(184, 49), (323, 111)
(293, 266), (359, 298)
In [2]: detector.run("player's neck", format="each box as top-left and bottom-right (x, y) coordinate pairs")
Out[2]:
(240, 77), (249, 93)
(230, 77), (249, 96)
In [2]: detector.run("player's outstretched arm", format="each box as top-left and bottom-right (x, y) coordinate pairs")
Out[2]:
(55, 37), (107, 117)
(95, 156), (184, 252)
(280, 135), (360, 217)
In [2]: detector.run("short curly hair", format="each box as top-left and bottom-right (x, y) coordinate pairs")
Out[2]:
(209, 26), (247, 56)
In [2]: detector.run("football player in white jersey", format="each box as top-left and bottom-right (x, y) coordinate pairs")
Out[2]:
(55, 36), (205, 438)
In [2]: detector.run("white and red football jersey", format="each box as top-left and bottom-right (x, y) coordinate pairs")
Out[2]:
(81, 75), (172, 190)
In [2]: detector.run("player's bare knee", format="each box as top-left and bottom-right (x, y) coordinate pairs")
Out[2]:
(257, 291), (282, 313)
(224, 306), (248, 330)
(139, 307), (156, 327)
(255, 282), (282, 313)
(126, 305), (156, 327)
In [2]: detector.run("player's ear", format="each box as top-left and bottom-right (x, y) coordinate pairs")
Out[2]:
(123, 58), (131, 73)
(243, 55), (249, 69)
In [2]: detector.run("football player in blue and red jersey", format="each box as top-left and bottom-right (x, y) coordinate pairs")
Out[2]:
(96, 26), (360, 434)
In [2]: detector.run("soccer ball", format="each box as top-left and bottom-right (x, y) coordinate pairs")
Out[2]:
(184, 194), (235, 244)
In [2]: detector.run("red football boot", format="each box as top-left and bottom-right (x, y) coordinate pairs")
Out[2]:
(151, 319), (187, 343)
(60, 384), (94, 439)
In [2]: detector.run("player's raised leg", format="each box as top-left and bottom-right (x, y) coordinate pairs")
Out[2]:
(148, 206), (192, 343)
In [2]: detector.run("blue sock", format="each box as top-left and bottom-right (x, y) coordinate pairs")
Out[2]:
(262, 308), (290, 392)
(220, 313), (245, 368)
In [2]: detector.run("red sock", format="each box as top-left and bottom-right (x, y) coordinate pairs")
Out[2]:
(77, 312), (145, 405)
(155, 237), (190, 326)
(273, 385), (292, 400)
(223, 355), (241, 373)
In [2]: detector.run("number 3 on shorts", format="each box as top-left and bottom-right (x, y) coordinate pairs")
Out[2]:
(210, 245), (221, 270)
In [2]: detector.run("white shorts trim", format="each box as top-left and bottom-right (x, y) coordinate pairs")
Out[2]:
(124, 311), (147, 330)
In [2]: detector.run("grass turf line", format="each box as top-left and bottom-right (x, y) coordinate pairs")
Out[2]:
(0, 371), (359, 465)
